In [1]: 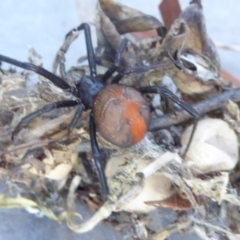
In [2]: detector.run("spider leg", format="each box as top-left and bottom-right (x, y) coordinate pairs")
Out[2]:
(138, 86), (199, 119)
(0, 54), (82, 98)
(68, 104), (85, 132)
(112, 61), (177, 84)
(54, 23), (97, 78)
(138, 86), (199, 157)
(67, 23), (96, 77)
(12, 100), (83, 139)
(101, 38), (129, 82)
(182, 118), (198, 158)
(89, 112), (109, 201)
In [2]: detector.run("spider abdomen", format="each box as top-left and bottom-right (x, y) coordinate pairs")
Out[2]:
(93, 84), (150, 147)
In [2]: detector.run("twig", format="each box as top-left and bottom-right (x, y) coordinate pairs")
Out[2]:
(149, 88), (240, 131)
(150, 220), (191, 240)
(141, 151), (181, 178)
(0, 133), (79, 155)
(215, 42), (240, 54)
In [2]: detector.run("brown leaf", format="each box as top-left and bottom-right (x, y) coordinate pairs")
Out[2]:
(99, 0), (144, 22)
(96, 7), (137, 68)
(145, 193), (205, 211)
(159, 0), (181, 30)
(99, 0), (165, 36)
(114, 15), (164, 35)
(131, 30), (158, 40)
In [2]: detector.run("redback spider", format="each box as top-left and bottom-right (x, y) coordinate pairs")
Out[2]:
(0, 23), (199, 201)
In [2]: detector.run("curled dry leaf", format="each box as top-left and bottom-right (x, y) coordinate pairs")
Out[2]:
(154, 1), (226, 98)
(99, 0), (165, 35)
(96, 6), (159, 87)
(96, 0), (166, 86)
(96, 6), (137, 69)
(181, 118), (239, 175)
(105, 150), (180, 213)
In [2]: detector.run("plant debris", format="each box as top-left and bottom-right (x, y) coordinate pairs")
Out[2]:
(1, 0), (240, 239)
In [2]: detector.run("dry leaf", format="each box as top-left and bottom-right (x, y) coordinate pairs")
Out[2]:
(145, 193), (205, 210)
(159, 0), (181, 30)
(158, 1), (224, 98)
(181, 118), (238, 175)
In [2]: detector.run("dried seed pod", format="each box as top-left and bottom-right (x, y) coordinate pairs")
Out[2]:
(181, 118), (239, 175)
(158, 1), (226, 98)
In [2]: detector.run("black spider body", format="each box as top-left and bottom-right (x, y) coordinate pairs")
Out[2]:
(77, 75), (104, 108)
